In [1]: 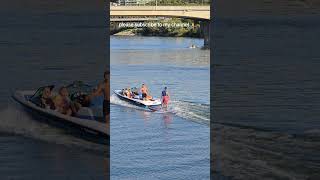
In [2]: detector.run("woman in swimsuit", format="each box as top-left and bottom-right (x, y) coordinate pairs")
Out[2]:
(54, 87), (73, 116)
(41, 86), (55, 110)
(127, 88), (133, 98)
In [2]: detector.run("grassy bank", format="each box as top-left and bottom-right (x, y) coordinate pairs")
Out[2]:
(111, 18), (202, 38)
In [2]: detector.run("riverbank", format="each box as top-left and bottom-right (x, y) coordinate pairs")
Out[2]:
(111, 18), (202, 38)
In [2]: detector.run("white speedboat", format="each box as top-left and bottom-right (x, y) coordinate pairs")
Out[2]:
(12, 82), (109, 145)
(114, 89), (162, 111)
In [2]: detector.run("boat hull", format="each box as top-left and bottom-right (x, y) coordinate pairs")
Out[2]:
(113, 90), (162, 111)
(12, 91), (109, 145)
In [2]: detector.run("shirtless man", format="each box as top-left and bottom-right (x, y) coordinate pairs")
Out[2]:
(141, 84), (148, 101)
(103, 71), (109, 128)
(97, 70), (110, 128)
(86, 70), (110, 128)
(140, 84), (153, 101)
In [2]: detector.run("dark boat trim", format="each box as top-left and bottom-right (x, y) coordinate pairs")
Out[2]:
(12, 91), (109, 145)
(113, 90), (161, 111)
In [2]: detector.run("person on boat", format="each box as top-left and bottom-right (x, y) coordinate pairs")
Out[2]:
(103, 71), (110, 126)
(122, 87), (133, 98)
(89, 85), (104, 107)
(140, 84), (147, 100)
(123, 88), (128, 97)
(131, 87), (139, 99)
(40, 86), (55, 110)
(53, 87), (73, 116)
(161, 87), (170, 110)
(141, 84), (152, 101)
(123, 88), (129, 97)
(90, 70), (109, 126)
(127, 88), (133, 98)
(130, 87), (137, 95)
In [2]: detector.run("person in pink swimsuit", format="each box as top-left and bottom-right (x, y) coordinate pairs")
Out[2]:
(161, 87), (170, 111)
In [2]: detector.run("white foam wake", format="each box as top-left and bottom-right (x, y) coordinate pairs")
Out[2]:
(170, 100), (210, 124)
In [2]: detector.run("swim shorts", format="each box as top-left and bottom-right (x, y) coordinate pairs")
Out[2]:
(142, 93), (147, 99)
(103, 99), (110, 117)
(162, 96), (169, 105)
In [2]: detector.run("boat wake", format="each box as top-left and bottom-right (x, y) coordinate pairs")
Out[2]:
(110, 94), (210, 125)
(170, 100), (210, 125)
(0, 103), (106, 153)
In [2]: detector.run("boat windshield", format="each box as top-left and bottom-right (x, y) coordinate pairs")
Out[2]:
(30, 85), (54, 100)
(29, 85), (54, 107)
(66, 81), (93, 97)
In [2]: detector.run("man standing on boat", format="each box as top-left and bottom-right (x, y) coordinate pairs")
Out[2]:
(89, 70), (110, 128)
(141, 84), (149, 101)
(88, 70), (110, 129)
(103, 70), (110, 128)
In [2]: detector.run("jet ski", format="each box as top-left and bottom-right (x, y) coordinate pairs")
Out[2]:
(12, 82), (109, 145)
(114, 89), (162, 111)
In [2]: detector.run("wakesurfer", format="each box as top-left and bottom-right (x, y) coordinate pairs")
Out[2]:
(161, 87), (170, 111)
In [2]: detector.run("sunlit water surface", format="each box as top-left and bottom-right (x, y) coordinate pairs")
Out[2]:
(110, 36), (210, 180)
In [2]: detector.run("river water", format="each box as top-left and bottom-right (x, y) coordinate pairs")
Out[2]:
(212, 15), (320, 179)
(110, 36), (210, 179)
(0, 3), (108, 179)
(213, 16), (320, 134)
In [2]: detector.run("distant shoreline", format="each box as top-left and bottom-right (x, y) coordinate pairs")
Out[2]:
(112, 29), (201, 38)
(111, 18), (202, 38)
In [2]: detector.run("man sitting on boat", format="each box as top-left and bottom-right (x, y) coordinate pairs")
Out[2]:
(120, 87), (139, 99)
(131, 87), (138, 93)
(41, 87), (56, 110)
(131, 87), (140, 99)
(121, 88), (128, 97)
(53, 87), (77, 116)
